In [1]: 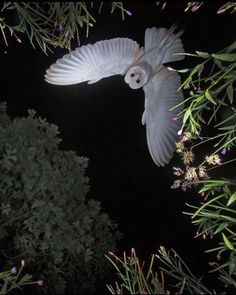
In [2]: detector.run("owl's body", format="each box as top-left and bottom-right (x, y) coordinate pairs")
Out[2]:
(45, 26), (185, 167)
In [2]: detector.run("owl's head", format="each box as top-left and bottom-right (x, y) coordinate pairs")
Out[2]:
(124, 62), (152, 89)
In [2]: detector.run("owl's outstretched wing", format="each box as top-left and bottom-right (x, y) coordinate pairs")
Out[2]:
(140, 26), (184, 70)
(45, 38), (143, 85)
(142, 67), (183, 167)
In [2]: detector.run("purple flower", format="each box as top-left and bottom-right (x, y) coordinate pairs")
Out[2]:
(58, 24), (64, 31)
(37, 280), (44, 287)
(11, 267), (17, 275)
(55, 22), (65, 31)
(221, 147), (227, 155)
(126, 10), (132, 16)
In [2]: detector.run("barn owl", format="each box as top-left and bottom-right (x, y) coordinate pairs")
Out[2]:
(45, 26), (185, 167)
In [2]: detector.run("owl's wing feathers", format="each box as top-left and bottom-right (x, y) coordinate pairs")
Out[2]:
(142, 67), (183, 167)
(45, 38), (143, 85)
(140, 26), (184, 69)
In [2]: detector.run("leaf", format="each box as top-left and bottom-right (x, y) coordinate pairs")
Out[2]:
(199, 186), (211, 193)
(174, 52), (198, 57)
(212, 53), (236, 62)
(226, 84), (234, 104)
(196, 51), (210, 58)
(224, 71), (236, 79)
(222, 233), (235, 250)
(177, 68), (191, 73)
(195, 95), (204, 103)
(213, 58), (224, 69)
(214, 222), (229, 234)
(229, 261), (236, 275)
(181, 64), (204, 89)
(182, 109), (191, 125)
(223, 184), (230, 194)
(226, 40), (236, 53)
(227, 192), (236, 206)
(218, 125), (235, 131)
(0, 281), (8, 295)
(18, 274), (33, 285)
(198, 183), (218, 193)
(194, 64), (204, 75)
(205, 90), (217, 105)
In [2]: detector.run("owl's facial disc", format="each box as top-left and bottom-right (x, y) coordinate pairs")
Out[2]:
(124, 66), (148, 89)
(124, 62), (152, 90)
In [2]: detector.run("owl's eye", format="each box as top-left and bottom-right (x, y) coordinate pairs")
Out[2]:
(136, 79), (141, 84)
(130, 73), (135, 77)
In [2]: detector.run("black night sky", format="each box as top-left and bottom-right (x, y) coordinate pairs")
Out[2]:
(1, 1), (236, 290)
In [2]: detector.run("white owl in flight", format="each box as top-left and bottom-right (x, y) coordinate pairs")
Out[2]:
(45, 26), (185, 167)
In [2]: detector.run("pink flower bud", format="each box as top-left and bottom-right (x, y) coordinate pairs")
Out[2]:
(16, 37), (22, 43)
(177, 129), (183, 135)
(37, 280), (44, 286)
(217, 9), (225, 14)
(11, 267), (17, 275)
(167, 66), (175, 71)
(161, 2), (166, 10)
(221, 148), (226, 155)
(131, 248), (136, 256)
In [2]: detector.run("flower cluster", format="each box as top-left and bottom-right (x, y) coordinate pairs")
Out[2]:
(205, 154), (221, 165)
(182, 150), (195, 165)
(171, 131), (223, 191)
(171, 165), (209, 191)
(9, 259), (44, 290)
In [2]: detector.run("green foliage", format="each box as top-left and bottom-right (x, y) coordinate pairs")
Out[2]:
(171, 34), (236, 290)
(0, 259), (42, 294)
(106, 247), (213, 294)
(0, 2), (234, 55)
(0, 103), (120, 294)
(106, 248), (166, 294)
(183, 178), (236, 287)
(0, 2), (131, 54)
(175, 40), (236, 137)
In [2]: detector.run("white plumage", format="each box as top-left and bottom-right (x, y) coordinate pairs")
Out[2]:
(45, 26), (185, 167)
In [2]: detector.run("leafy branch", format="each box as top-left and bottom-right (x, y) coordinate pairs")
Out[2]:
(171, 38), (236, 289)
(106, 247), (213, 294)
(0, 2), (132, 54)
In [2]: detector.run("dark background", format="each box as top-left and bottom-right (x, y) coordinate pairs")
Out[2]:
(1, 1), (236, 289)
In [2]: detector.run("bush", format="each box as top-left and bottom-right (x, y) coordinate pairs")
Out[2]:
(0, 102), (120, 294)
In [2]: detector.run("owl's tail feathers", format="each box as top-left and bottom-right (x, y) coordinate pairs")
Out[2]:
(143, 25), (185, 66)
